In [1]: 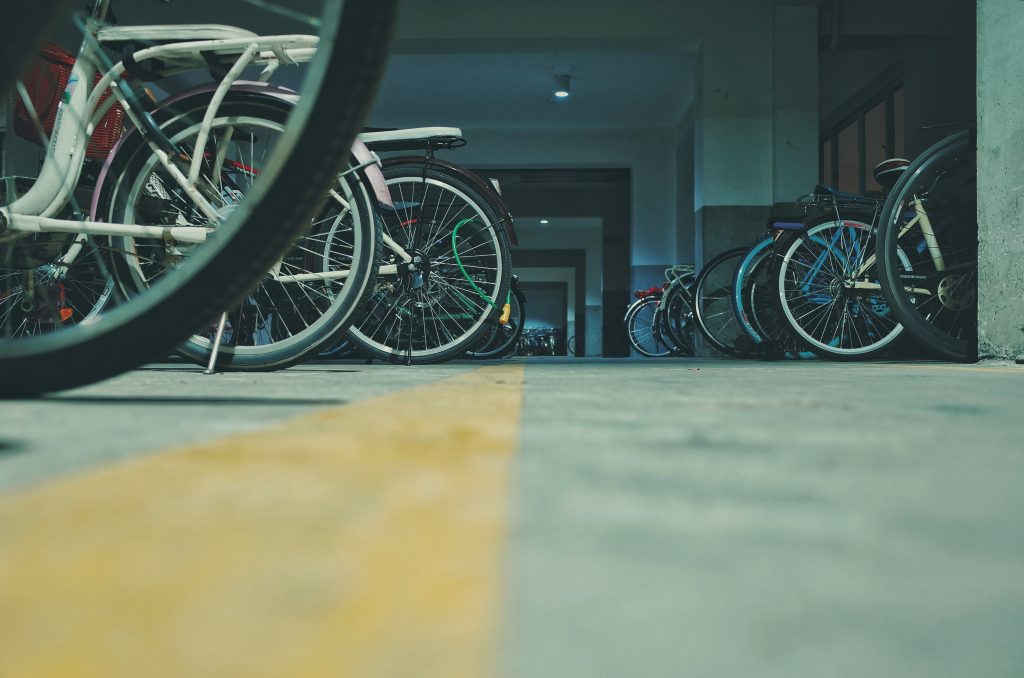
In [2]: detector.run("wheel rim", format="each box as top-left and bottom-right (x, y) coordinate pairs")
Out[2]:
(350, 176), (504, 359)
(778, 219), (906, 356)
(111, 113), (371, 360)
(628, 297), (672, 357)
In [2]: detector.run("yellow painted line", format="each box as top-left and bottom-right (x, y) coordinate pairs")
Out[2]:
(0, 364), (525, 678)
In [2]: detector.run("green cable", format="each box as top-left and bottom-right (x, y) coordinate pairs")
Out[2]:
(451, 218), (504, 312)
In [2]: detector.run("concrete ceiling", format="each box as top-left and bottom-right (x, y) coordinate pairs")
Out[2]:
(367, 51), (696, 130)
(515, 217), (602, 230)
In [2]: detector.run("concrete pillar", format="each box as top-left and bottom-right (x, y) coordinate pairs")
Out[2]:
(693, 27), (774, 263)
(693, 2), (817, 265)
(977, 0), (1024, 360)
(676, 122), (696, 266)
(630, 129), (679, 296)
(772, 5), (819, 206)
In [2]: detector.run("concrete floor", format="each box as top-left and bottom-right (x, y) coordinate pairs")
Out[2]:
(1, 358), (1022, 677)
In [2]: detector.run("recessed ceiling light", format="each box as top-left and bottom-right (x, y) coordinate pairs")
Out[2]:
(540, 219), (550, 224)
(553, 74), (570, 100)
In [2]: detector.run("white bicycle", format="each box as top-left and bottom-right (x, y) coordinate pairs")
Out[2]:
(0, 0), (397, 395)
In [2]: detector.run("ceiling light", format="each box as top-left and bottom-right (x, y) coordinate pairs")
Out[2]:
(540, 219), (550, 224)
(553, 74), (570, 100)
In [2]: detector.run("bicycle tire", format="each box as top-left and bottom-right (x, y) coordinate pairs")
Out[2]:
(692, 247), (759, 359)
(658, 284), (695, 356)
(734, 234), (813, 360)
(382, 156), (518, 247)
(347, 162), (512, 364)
(467, 281), (526, 360)
(0, 0), (398, 397)
(773, 216), (906, 360)
(92, 94), (382, 371)
(626, 295), (673, 358)
(876, 130), (976, 360)
(732, 235), (775, 345)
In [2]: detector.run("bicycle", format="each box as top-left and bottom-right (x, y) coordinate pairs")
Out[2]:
(690, 248), (760, 359)
(344, 131), (515, 364)
(654, 265), (697, 357)
(0, 0), (396, 396)
(624, 280), (693, 358)
(518, 327), (561, 356)
(715, 157), (912, 361)
(875, 129), (977, 360)
(625, 287), (674, 358)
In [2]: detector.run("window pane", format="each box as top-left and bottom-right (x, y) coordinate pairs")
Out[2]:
(865, 101), (886, 191)
(893, 87), (905, 158)
(837, 122), (860, 193)
(822, 138), (832, 185)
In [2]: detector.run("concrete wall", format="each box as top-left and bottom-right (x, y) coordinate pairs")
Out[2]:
(977, 0), (1024, 360)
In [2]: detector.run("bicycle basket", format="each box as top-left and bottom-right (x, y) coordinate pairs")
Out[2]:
(11, 43), (126, 160)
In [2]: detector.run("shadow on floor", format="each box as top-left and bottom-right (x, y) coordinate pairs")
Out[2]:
(136, 366), (361, 374)
(0, 439), (27, 457)
(41, 396), (347, 407)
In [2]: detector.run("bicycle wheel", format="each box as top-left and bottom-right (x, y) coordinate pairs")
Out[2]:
(0, 0), (397, 397)
(659, 284), (695, 356)
(317, 337), (362, 360)
(775, 216), (906, 360)
(692, 247), (759, 358)
(467, 281), (525, 360)
(733, 236), (776, 344)
(876, 130), (977, 360)
(626, 295), (673, 357)
(1, 177), (116, 339)
(96, 96), (381, 371)
(733, 235), (810, 359)
(347, 163), (512, 364)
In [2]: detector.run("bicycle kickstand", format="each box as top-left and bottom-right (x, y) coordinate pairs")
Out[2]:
(403, 300), (414, 367)
(204, 312), (229, 375)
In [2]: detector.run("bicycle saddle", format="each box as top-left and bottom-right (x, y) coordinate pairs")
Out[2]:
(766, 217), (807, 231)
(358, 127), (465, 152)
(872, 158), (910, 191)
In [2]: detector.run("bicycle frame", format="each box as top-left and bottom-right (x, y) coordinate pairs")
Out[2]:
(851, 197), (947, 283)
(793, 194), (937, 297)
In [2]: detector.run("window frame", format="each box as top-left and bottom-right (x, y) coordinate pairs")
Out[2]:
(820, 71), (904, 194)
